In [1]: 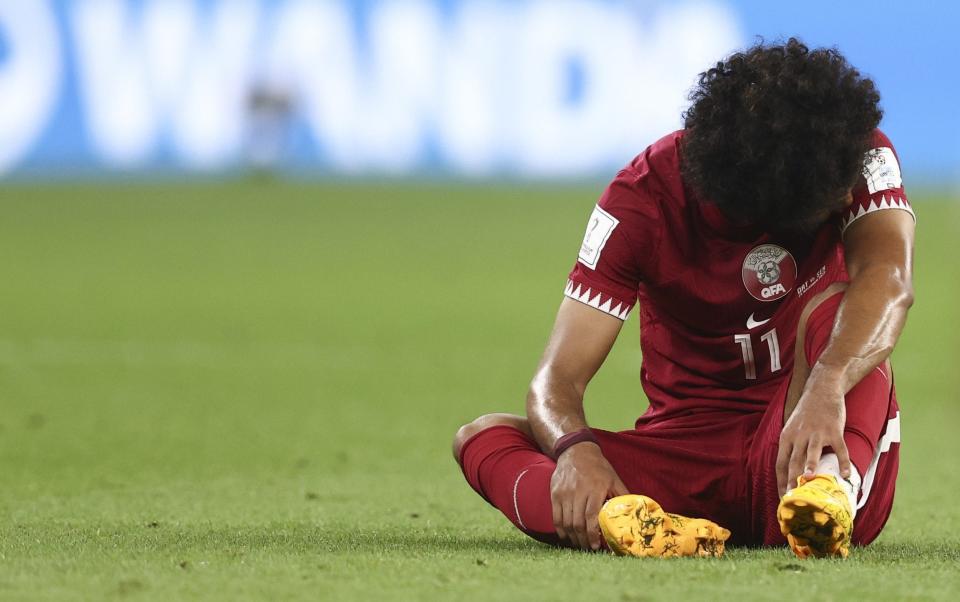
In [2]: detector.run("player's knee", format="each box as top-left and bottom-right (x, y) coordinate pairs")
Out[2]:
(452, 413), (530, 462)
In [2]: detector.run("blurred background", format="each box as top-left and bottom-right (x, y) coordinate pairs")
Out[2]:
(0, 0), (957, 182)
(0, 2), (958, 597)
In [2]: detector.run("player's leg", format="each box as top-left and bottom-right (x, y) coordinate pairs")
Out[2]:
(452, 413), (534, 460)
(793, 286), (899, 506)
(453, 413), (562, 545)
(751, 283), (901, 553)
(454, 413), (735, 554)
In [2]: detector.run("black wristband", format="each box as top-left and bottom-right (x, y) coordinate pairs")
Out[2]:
(552, 429), (599, 459)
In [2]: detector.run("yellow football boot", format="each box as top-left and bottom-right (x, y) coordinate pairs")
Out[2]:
(777, 474), (853, 559)
(598, 495), (731, 558)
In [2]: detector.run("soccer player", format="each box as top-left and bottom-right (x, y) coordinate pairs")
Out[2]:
(453, 39), (913, 559)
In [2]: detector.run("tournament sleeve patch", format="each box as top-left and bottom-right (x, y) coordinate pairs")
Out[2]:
(577, 205), (619, 270)
(862, 147), (902, 195)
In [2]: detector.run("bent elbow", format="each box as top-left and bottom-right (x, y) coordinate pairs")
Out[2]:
(526, 369), (551, 414)
(901, 291), (915, 312)
(895, 279), (915, 310)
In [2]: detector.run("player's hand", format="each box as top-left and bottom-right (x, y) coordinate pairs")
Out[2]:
(550, 442), (629, 551)
(776, 380), (852, 496)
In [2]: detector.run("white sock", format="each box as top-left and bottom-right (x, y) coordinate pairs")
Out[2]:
(816, 453), (861, 519)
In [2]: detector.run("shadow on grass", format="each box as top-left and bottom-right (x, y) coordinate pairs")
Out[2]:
(6, 522), (958, 562)
(725, 540), (960, 564)
(329, 534), (960, 563)
(2, 522), (543, 556)
(319, 531), (542, 554)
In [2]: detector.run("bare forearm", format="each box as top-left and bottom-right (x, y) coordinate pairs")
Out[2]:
(526, 367), (590, 453)
(809, 266), (913, 393)
(524, 299), (622, 453)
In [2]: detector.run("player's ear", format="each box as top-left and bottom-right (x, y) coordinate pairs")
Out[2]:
(843, 190), (854, 208)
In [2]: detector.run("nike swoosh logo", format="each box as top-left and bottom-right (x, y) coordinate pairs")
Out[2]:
(746, 313), (771, 330)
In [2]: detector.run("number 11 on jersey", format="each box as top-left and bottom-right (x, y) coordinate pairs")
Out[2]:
(734, 329), (782, 380)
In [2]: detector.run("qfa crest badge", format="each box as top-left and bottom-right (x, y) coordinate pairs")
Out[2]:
(742, 244), (797, 302)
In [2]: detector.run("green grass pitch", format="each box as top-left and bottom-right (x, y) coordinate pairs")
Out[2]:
(0, 181), (958, 600)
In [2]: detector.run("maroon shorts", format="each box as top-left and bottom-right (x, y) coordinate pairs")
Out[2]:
(588, 374), (900, 546)
(459, 296), (901, 547)
(460, 379), (899, 547)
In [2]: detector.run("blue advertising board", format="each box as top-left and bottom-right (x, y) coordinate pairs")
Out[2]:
(0, 1), (956, 182)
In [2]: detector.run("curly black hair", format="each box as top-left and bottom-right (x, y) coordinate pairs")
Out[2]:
(681, 38), (882, 233)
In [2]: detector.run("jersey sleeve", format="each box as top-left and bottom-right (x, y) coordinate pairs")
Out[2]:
(564, 168), (660, 320)
(841, 129), (915, 234)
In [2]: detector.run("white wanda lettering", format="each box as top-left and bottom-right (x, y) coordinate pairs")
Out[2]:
(734, 328), (781, 380)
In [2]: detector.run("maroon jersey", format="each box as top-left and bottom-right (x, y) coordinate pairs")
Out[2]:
(567, 129), (913, 425)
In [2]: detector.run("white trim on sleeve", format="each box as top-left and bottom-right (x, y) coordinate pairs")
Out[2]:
(841, 196), (915, 233)
(563, 280), (632, 320)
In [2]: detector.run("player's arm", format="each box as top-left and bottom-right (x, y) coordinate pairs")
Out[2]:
(777, 208), (915, 494)
(527, 297), (629, 551)
(538, 164), (655, 548)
